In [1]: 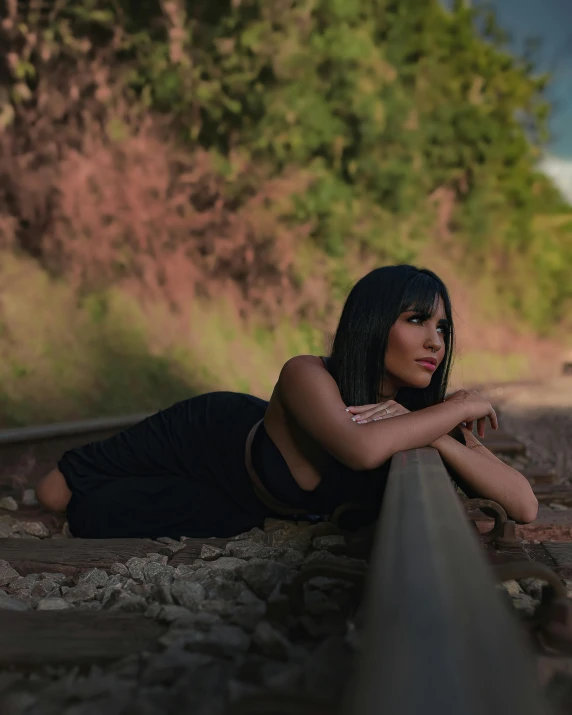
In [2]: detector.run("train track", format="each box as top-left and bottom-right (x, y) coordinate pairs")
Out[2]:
(0, 406), (572, 714)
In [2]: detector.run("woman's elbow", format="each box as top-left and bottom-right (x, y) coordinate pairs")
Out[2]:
(514, 494), (539, 525)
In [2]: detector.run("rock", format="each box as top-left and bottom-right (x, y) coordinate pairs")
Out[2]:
(264, 521), (312, 553)
(206, 557), (247, 575)
(63, 583), (97, 603)
(230, 527), (265, 542)
(171, 580), (206, 609)
(274, 548), (305, 569)
(0, 496), (18, 511)
(30, 580), (60, 601)
(197, 599), (235, 618)
(156, 536), (180, 546)
(174, 564), (196, 578)
(511, 592), (539, 616)
(37, 598), (71, 611)
(7, 574), (41, 592)
(205, 579), (254, 603)
(61, 521), (73, 538)
(499, 580), (522, 597)
(148, 583), (174, 605)
(303, 584), (341, 616)
(201, 544), (224, 561)
(549, 503), (569, 511)
(0, 515), (18, 537)
(20, 521), (50, 538)
(0, 560), (19, 587)
(41, 572), (68, 585)
(225, 541), (277, 560)
(519, 577), (546, 600)
(110, 562), (129, 577)
(109, 594), (148, 613)
(252, 620), (295, 661)
(78, 568), (109, 589)
(145, 603), (162, 619)
(307, 522), (343, 538)
(0, 593), (30, 611)
(144, 553), (169, 565)
(229, 602), (267, 632)
(126, 557), (147, 581)
(143, 561), (175, 586)
(312, 535), (347, 553)
(239, 559), (292, 600)
(22, 489), (38, 506)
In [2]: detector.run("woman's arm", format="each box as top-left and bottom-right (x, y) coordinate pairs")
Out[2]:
(431, 427), (538, 524)
(277, 356), (489, 471)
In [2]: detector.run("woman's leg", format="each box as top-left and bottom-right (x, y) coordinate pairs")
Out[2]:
(36, 468), (72, 512)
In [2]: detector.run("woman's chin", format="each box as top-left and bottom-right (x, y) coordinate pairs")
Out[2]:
(401, 374), (433, 389)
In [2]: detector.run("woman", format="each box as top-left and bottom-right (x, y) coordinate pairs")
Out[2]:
(36, 265), (538, 538)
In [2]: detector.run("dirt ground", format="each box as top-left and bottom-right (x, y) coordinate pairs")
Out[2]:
(482, 377), (572, 483)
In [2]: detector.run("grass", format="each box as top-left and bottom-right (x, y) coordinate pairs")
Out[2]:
(0, 252), (323, 427)
(0, 249), (555, 428)
(450, 350), (531, 388)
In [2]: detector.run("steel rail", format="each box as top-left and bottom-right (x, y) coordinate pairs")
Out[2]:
(0, 414), (150, 445)
(342, 447), (552, 715)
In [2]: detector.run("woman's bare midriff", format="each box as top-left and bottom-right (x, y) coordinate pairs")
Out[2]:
(262, 355), (329, 492)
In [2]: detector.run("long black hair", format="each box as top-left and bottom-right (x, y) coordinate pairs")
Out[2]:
(329, 265), (455, 412)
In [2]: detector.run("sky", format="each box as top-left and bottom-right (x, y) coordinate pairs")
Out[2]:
(443, 0), (572, 201)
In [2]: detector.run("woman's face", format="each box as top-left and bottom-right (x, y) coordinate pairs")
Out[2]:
(381, 295), (449, 398)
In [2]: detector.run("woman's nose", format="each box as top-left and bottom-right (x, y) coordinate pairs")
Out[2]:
(425, 330), (442, 352)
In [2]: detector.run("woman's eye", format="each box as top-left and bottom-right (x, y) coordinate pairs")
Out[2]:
(409, 316), (448, 334)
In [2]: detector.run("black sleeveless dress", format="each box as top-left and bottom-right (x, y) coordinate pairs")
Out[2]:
(59, 358), (389, 539)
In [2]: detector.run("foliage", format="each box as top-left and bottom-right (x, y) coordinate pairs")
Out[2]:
(1, 0), (572, 334)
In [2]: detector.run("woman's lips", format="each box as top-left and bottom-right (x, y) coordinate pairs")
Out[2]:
(415, 360), (437, 372)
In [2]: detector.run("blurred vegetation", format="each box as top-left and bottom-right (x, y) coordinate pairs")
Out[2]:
(2, 0), (571, 332)
(0, 0), (571, 424)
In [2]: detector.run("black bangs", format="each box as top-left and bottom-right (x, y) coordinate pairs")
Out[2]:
(399, 272), (446, 318)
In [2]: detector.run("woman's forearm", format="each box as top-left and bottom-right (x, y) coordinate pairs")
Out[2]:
(430, 432), (538, 523)
(359, 401), (467, 469)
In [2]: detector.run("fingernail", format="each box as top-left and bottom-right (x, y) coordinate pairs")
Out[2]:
(345, 407), (351, 412)
(351, 416), (358, 421)
(356, 420), (367, 424)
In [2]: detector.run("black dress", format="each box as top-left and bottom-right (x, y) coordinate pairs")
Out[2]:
(59, 361), (389, 539)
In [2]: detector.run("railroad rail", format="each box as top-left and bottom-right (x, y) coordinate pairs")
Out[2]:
(342, 447), (550, 715)
(0, 410), (569, 713)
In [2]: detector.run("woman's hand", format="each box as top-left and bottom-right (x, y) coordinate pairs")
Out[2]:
(444, 390), (498, 438)
(346, 400), (410, 424)
(346, 390), (499, 441)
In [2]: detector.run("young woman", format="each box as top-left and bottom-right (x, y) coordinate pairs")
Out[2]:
(36, 265), (538, 538)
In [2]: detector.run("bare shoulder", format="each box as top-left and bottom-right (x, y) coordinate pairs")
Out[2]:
(281, 354), (324, 368)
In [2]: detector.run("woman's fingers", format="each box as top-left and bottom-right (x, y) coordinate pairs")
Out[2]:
(346, 404), (379, 414)
(477, 417), (485, 439)
(348, 402), (393, 422)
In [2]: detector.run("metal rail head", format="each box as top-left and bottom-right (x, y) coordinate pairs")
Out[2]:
(0, 414), (150, 446)
(342, 447), (553, 715)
